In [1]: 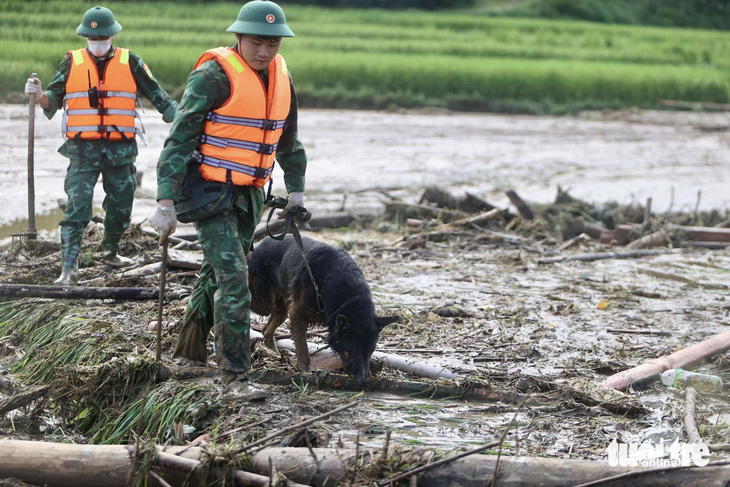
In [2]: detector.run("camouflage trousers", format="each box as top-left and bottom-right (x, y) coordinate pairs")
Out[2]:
(173, 204), (259, 374)
(60, 157), (136, 269)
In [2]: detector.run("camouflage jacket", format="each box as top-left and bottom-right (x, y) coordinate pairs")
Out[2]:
(156, 54), (307, 205)
(43, 46), (178, 166)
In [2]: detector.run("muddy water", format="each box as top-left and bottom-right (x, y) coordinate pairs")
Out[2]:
(1, 104), (728, 238)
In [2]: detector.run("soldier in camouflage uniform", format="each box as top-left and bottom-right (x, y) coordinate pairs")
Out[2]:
(25, 6), (177, 285)
(150, 0), (306, 401)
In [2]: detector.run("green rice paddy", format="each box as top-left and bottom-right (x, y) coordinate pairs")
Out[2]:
(2, 0), (729, 113)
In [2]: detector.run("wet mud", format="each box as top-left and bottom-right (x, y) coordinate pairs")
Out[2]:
(0, 105), (729, 467)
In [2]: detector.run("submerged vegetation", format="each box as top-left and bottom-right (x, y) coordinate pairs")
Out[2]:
(2, 0), (729, 113)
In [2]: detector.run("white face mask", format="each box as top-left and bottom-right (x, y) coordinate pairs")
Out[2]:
(87, 38), (112, 57)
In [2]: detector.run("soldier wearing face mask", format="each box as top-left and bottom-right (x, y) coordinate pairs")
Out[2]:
(24, 6), (178, 286)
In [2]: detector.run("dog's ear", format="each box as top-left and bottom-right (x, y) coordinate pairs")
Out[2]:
(335, 314), (349, 333)
(375, 315), (400, 331)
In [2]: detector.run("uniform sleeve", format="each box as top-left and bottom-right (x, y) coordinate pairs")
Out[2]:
(156, 61), (229, 202)
(129, 52), (178, 123)
(276, 75), (307, 194)
(42, 54), (72, 120)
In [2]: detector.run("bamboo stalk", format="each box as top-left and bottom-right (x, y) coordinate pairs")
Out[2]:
(684, 386), (702, 444)
(603, 329), (730, 391)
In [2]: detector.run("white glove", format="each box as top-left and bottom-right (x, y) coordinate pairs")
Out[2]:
(24, 78), (43, 101)
(278, 192), (304, 219)
(149, 205), (177, 245)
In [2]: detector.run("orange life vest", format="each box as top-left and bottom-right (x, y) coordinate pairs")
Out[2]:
(193, 47), (291, 187)
(63, 47), (139, 141)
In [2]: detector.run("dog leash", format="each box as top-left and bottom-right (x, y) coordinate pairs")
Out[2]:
(264, 196), (325, 313)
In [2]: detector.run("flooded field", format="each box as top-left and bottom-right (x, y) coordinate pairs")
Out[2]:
(0, 104), (729, 475)
(1, 104), (729, 235)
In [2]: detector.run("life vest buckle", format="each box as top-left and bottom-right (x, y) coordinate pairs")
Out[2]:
(257, 143), (275, 155)
(253, 167), (270, 179)
(261, 119), (276, 130)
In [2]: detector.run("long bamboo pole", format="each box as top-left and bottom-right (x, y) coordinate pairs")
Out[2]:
(602, 329), (730, 391)
(0, 441), (729, 487)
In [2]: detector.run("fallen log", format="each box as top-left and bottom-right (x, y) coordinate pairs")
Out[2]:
(505, 190), (534, 220)
(0, 440), (309, 487)
(537, 248), (680, 264)
(681, 241), (730, 249)
(668, 224), (730, 243)
(0, 283), (161, 300)
(603, 329), (730, 391)
(599, 224), (637, 245)
(249, 446), (730, 487)
(2, 441), (730, 487)
(625, 229), (670, 249)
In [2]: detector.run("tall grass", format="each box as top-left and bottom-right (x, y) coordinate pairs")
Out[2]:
(1, 0), (729, 113)
(0, 300), (215, 444)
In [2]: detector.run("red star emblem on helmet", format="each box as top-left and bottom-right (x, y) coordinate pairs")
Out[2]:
(266, 14), (275, 23)
(91, 21), (97, 28)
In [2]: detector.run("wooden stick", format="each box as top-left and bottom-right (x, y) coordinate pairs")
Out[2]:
(377, 442), (501, 486)
(491, 398), (529, 487)
(684, 386), (702, 444)
(155, 451), (310, 487)
(156, 240), (168, 362)
(538, 248), (680, 264)
(148, 470), (173, 487)
(26, 73), (37, 239)
(235, 402), (357, 454)
(607, 329), (671, 336)
(0, 385), (49, 416)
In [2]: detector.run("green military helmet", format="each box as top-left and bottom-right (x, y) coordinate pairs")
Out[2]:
(227, 0), (295, 38)
(76, 6), (123, 38)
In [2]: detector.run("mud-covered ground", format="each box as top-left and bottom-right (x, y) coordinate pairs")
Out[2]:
(0, 105), (729, 474)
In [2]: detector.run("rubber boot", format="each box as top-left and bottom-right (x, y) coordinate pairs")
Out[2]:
(219, 372), (269, 402)
(53, 267), (78, 286)
(101, 251), (133, 268)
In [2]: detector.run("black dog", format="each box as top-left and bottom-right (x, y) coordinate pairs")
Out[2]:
(248, 235), (399, 384)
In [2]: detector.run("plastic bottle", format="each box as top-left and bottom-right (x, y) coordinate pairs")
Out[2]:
(660, 368), (723, 393)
